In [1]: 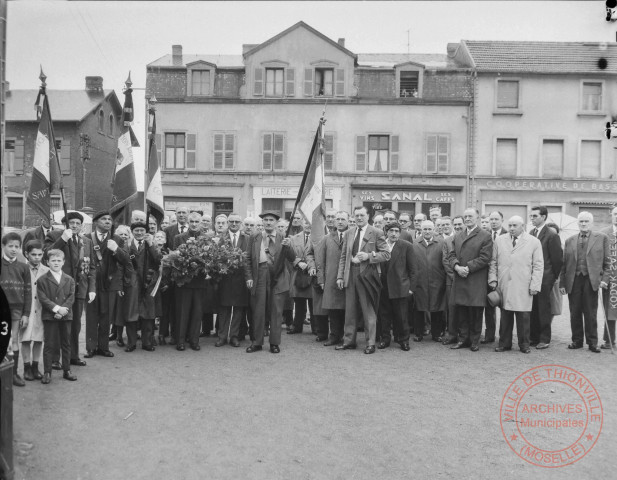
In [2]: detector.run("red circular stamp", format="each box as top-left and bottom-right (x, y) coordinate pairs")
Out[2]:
(500, 364), (603, 468)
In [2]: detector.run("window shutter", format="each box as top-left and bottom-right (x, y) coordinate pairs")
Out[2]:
(262, 134), (272, 170)
(390, 135), (399, 171)
(304, 69), (314, 97)
(335, 69), (345, 97)
(324, 133), (334, 171)
(213, 133), (224, 169)
(59, 139), (71, 175)
(285, 68), (295, 97)
(495, 139), (517, 176)
(14, 139), (24, 174)
(273, 133), (284, 170)
(355, 135), (366, 171)
(437, 135), (448, 173)
(224, 134), (235, 169)
(186, 133), (196, 169)
(497, 80), (519, 108)
(426, 135), (437, 173)
(155, 134), (163, 165)
(254, 68), (264, 96)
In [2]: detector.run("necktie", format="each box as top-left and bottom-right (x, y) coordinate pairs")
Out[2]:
(99, 233), (106, 243)
(512, 236), (517, 248)
(352, 227), (362, 256)
(138, 240), (143, 250)
(531, 228), (538, 237)
(339, 233), (343, 246)
(493, 231), (497, 241)
(180, 226), (185, 234)
(304, 234), (309, 246)
(232, 234), (237, 248)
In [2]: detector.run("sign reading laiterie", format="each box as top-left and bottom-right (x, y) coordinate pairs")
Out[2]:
(482, 179), (617, 192)
(261, 186), (335, 198)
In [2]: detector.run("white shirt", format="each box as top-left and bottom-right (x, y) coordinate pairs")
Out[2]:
(466, 225), (478, 235)
(229, 232), (238, 246)
(534, 224), (545, 236)
(2, 254), (16, 263)
(50, 270), (63, 284)
(355, 225), (367, 246)
(386, 240), (396, 252)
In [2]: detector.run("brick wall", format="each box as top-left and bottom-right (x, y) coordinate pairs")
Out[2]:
(146, 67), (187, 98)
(355, 70), (396, 98)
(214, 71), (243, 97)
(423, 72), (472, 99)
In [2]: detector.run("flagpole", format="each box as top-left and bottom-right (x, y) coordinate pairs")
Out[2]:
(143, 96), (157, 294)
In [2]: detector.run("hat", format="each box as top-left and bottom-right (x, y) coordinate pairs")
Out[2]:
(259, 210), (281, 221)
(384, 221), (401, 233)
(61, 211), (84, 224)
(92, 210), (111, 223)
(487, 289), (502, 308)
(130, 222), (148, 232)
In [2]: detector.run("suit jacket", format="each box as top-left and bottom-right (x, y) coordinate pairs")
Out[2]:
(173, 229), (205, 250)
(89, 231), (129, 292)
(337, 224), (390, 288)
(246, 230), (295, 295)
(37, 271), (76, 321)
(45, 230), (96, 299)
(413, 236), (446, 311)
(560, 231), (610, 294)
(384, 239), (415, 299)
(23, 226), (49, 255)
(489, 227), (508, 240)
(218, 231), (249, 307)
(164, 223), (187, 249)
(447, 226), (493, 307)
(489, 232), (543, 311)
(306, 237), (326, 315)
(289, 232), (313, 298)
(315, 231), (346, 310)
(532, 225), (563, 286)
(442, 235), (455, 286)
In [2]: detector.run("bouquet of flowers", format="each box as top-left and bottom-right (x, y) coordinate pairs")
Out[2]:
(162, 234), (247, 287)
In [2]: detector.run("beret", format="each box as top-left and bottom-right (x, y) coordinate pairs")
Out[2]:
(61, 211), (84, 224)
(130, 222), (148, 232)
(92, 210), (111, 223)
(259, 210), (281, 220)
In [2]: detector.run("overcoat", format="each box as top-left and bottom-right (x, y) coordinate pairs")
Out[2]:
(413, 236), (446, 311)
(20, 263), (49, 342)
(488, 232), (543, 311)
(316, 231), (346, 310)
(447, 227), (493, 307)
(217, 231), (249, 307)
(289, 232), (314, 299)
(88, 231), (129, 292)
(306, 237), (326, 315)
(125, 240), (162, 320)
(560, 231), (609, 294)
(246, 230), (295, 295)
(384, 239), (416, 299)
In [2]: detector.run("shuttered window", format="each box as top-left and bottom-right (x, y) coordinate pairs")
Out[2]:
(285, 68), (295, 97)
(186, 133), (196, 169)
(262, 133), (285, 170)
(497, 80), (519, 108)
(304, 68), (314, 97)
(55, 139), (71, 175)
(7, 197), (23, 227)
(426, 135), (449, 173)
(495, 139), (517, 176)
(213, 133), (235, 169)
(265, 68), (284, 97)
(323, 133), (334, 171)
(582, 82), (602, 111)
(315, 68), (333, 96)
(4, 139), (24, 174)
(390, 135), (399, 171)
(335, 69), (345, 97)
(165, 133), (185, 169)
(580, 140), (601, 178)
(542, 140), (564, 177)
(355, 136), (366, 171)
(355, 135), (398, 172)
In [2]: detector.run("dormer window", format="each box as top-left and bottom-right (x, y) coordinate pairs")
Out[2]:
(395, 63), (424, 99)
(265, 68), (284, 97)
(192, 70), (211, 95)
(187, 62), (215, 96)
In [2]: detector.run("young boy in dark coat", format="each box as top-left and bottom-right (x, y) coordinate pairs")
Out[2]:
(37, 249), (77, 384)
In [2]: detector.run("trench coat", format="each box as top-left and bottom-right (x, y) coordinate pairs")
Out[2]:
(316, 231), (346, 310)
(20, 264), (49, 342)
(413, 236), (446, 312)
(488, 232), (543, 312)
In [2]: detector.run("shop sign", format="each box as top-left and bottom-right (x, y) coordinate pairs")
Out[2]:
(357, 190), (455, 202)
(482, 179), (617, 192)
(260, 186), (335, 197)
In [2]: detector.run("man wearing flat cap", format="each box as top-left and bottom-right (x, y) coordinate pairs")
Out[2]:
(84, 210), (129, 358)
(44, 211), (96, 367)
(245, 210), (295, 354)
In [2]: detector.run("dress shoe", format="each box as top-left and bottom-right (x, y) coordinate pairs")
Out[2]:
(470, 344), (479, 352)
(142, 345), (155, 352)
(63, 370), (77, 381)
(125, 345), (136, 352)
(176, 344), (185, 351)
(116, 338), (125, 347)
(521, 348), (531, 354)
(70, 358), (87, 366)
(601, 342), (615, 349)
(158, 335), (167, 346)
(23, 364), (34, 381)
(270, 345), (280, 354)
(432, 336), (443, 343)
(589, 345), (601, 353)
(13, 373), (25, 387)
(495, 346), (506, 352)
(246, 345), (263, 353)
(480, 338), (495, 344)
(567, 343), (583, 350)
(450, 342), (467, 350)
(536, 343), (549, 350)
(364, 345), (376, 354)
(109, 332), (117, 341)
(323, 339), (340, 346)
(169, 337), (177, 346)
(287, 328), (302, 335)
(84, 350), (96, 358)
(31, 363), (43, 380)
(442, 337), (458, 346)
(315, 336), (328, 342)
(230, 338), (240, 347)
(377, 341), (390, 349)
(335, 344), (357, 350)
(41, 373), (51, 385)
(51, 361), (62, 371)
(400, 343), (410, 351)
(190, 344), (201, 351)
(530, 342), (539, 347)
(97, 350), (114, 357)
(215, 339), (227, 347)
(413, 336), (423, 342)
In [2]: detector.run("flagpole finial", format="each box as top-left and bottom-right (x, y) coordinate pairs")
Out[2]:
(39, 66), (47, 88)
(148, 94), (157, 113)
(125, 71), (132, 88)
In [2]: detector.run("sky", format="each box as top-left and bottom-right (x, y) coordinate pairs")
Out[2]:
(6, 1), (610, 189)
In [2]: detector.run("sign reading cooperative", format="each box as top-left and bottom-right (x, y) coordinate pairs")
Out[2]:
(482, 179), (617, 192)
(261, 186), (336, 197)
(356, 190), (455, 202)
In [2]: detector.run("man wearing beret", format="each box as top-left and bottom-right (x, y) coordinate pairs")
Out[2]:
(44, 211), (97, 367)
(245, 211), (295, 353)
(84, 210), (129, 358)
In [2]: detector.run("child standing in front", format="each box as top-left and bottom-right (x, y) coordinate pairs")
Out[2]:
(0, 232), (32, 387)
(37, 249), (77, 384)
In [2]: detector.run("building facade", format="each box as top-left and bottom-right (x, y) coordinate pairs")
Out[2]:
(3, 77), (124, 227)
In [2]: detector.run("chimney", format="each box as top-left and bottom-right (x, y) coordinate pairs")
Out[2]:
(338, 38), (345, 48)
(172, 44), (183, 66)
(85, 76), (104, 92)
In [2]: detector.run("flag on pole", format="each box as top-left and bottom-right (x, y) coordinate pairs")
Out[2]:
(146, 111), (165, 223)
(295, 121), (326, 243)
(110, 85), (138, 217)
(27, 94), (59, 223)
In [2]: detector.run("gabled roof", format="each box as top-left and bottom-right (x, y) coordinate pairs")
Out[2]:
(148, 54), (244, 69)
(357, 53), (462, 70)
(5, 89), (121, 122)
(462, 40), (617, 74)
(243, 21), (357, 61)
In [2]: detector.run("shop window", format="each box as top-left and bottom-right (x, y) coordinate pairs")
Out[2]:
(542, 139), (564, 177)
(581, 82), (602, 112)
(262, 133), (285, 171)
(495, 138), (517, 177)
(213, 133), (235, 169)
(4, 138), (24, 174)
(7, 197), (23, 227)
(425, 134), (449, 174)
(496, 80), (519, 109)
(579, 140), (601, 178)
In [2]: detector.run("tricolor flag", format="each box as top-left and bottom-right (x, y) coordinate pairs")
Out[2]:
(293, 121), (327, 242)
(146, 111), (165, 223)
(110, 85), (138, 217)
(27, 93), (59, 222)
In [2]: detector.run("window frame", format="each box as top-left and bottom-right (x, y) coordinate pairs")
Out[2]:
(265, 67), (285, 98)
(190, 69), (212, 96)
(396, 64), (424, 99)
(212, 131), (237, 170)
(577, 138), (603, 179)
(492, 136), (520, 177)
(4, 137), (25, 175)
(164, 132), (187, 170)
(98, 110), (105, 132)
(6, 195), (24, 228)
(314, 68), (334, 97)
(261, 132), (286, 171)
(367, 134), (391, 172)
(55, 137), (71, 175)
(424, 133), (450, 174)
(579, 80), (605, 115)
(494, 78), (522, 115)
(539, 136), (566, 178)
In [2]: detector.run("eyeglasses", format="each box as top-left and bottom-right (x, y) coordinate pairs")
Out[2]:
(228, 220), (241, 223)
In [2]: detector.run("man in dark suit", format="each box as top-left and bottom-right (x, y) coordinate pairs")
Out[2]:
(482, 210), (508, 344)
(560, 212), (609, 353)
(23, 218), (51, 256)
(216, 213), (249, 347)
(377, 221), (415, 351)
(529, 206), (563, 349)
(447, 208), (493, 351)
(245, 211), (295, 353)
(164, 206), (189, 249)
(45, 212), (96, 367)
(336, 206), (390, 354)
(600, 206), (617, 349)
(84, 210), (129, 358)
